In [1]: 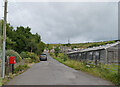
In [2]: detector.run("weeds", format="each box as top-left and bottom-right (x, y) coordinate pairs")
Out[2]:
(50, 53), (119, 85)
(14, 64), (29, 74)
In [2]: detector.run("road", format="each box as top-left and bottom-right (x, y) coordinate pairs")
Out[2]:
(6, 51), (113, 85)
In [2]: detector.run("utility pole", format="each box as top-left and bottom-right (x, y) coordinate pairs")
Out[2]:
(2, 0), (8, 78)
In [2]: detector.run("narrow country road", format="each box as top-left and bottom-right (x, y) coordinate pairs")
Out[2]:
(6, 51), (113, 85)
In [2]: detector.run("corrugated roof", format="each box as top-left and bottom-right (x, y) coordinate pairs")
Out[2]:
(67, 42), (120, 54)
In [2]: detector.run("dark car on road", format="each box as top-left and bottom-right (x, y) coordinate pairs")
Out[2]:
(40, 54), (47, 61)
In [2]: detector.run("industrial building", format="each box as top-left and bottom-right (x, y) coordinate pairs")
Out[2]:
(67, 42), (120, 65)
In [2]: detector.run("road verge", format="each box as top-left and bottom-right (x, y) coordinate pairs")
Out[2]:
(2, 62), (34, 85)
(50, 52), (119, 86)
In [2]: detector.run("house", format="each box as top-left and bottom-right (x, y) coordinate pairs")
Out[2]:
(59, 46), (72, 53)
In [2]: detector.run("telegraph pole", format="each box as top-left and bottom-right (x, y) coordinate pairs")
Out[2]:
(2, 0), (8, 78)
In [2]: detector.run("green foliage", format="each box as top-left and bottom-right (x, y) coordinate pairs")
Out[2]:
(0, 20), (45, 55)
(63, 43), (71, 47)
(57, 53), (68, 61)
(5, 50), (22, 63)
(66, 60), (119, 85)
(48, 40), (117, 50)
(54, 47), (60, 57)
(20, 52), (40, 63)
(50, 53), (119, 85)
(24, 58), (33, 63)
(50, 53), (64, 63)
(0, 20), (3, 35)
(72, 46), (77, 50)
(36, 42), (45, 55)
(46, 44), (53, 52)
(14, 64), (29, 74)
(6, 37), (16, 49)
(63, 54), (68, 61)
(20, 52), (28, 59)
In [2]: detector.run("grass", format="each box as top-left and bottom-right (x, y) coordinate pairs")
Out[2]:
(14, 64), (30, 74)
(0, 77), (2, 86)
(50, 53), (120, 86)
(48, 40), (117, 49)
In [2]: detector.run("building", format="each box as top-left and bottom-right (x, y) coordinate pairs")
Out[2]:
(67, 42), (120, 64)
(60, 46), (72, 53)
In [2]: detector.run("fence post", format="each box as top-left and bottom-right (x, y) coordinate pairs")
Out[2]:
(12, 64), (14, 74)
(6, 56), (10, 76)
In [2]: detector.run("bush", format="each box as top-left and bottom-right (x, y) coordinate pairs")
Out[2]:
(24, 58), (33, 63)
(20, 52), (40, 63)
(61, 54), (68, 61)
(20, 52), (28, 59)
(54, 47), (60, 57)
(27, 52), (40, 63)
(14, 64), (29, 74)
(5, 50), (22, 63)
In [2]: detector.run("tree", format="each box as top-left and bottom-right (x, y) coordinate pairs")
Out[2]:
(54, 47), (60, 57)
(6, 37), (16, 49)
(36, 41), (45, 55)
(0, 19), (46, 55)
(47, 44), (53, 52)
(27, 36), (37, 52)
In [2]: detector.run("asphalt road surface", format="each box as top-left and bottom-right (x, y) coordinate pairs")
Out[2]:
(6, 51), (113, 85)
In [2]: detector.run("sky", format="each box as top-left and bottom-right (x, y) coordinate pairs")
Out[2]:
(0, 0), (118, 44)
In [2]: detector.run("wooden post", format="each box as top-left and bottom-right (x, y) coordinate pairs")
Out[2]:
(6, 56), (9, 76)
(12, 64), (14, 74)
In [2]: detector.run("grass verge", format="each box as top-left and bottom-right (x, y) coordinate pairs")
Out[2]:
(2, 63), (34, 85)
(50, 53), (120, 86)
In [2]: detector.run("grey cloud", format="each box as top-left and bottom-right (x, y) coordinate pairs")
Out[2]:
(6, 2), (118, 43)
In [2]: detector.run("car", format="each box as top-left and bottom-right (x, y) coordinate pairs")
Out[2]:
(40, 54), (47, 61)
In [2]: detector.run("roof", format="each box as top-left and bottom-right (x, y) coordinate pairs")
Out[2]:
(67, 42), (120, 54)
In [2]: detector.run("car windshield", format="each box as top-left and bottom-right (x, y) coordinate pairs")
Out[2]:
(40, 54), (46, 58)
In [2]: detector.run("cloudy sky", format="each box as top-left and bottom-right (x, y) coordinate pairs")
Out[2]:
(0, 0), (118, 44)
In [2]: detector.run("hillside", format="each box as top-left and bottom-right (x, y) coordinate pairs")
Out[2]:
(47, 40), (119, 49)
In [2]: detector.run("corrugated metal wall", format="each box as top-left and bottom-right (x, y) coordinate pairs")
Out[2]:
(68, 44), (119, 65)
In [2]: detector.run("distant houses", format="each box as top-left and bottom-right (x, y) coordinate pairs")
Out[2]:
(48, 46), (72, 53)
(59, 46), (72, 53)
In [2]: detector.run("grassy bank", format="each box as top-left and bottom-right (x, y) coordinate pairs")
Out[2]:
(1, 50), (40, 85)
(47, 40), (117, 49)
(50, 53), (119, 85)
